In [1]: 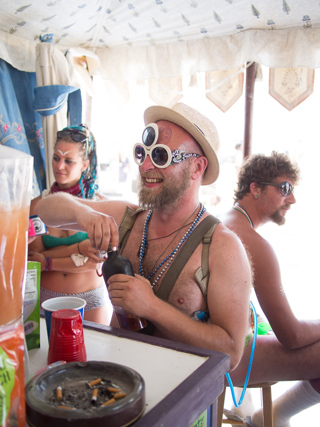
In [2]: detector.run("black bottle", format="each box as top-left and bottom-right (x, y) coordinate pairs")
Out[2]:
(102, 250), (134, 279)
(102, 251), (147, 331)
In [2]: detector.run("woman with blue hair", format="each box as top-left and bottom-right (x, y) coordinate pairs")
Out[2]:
(28, 124), (112, 325)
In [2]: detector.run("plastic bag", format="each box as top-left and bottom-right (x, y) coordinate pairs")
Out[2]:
(0, 324), (25, 427)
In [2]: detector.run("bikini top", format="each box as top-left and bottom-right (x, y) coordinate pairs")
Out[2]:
(42, 232), (89, 249)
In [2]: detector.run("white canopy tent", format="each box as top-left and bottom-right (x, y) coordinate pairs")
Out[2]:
(1, 6), (320, 425)
(1, 1), (319, 185)
(1, 0), (320, 78)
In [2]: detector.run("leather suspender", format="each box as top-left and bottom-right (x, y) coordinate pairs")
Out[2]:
(118, 207), (220, 301)
(156, 215), (220, 301)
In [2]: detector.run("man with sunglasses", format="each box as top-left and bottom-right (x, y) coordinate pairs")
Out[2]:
(35, 103), (252, 372)
(222, 152), (320, 427)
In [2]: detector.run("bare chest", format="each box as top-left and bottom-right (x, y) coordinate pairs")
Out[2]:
(121, 222), (207, 317)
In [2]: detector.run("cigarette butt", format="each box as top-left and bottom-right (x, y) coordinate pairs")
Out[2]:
(56, 386), (62, 401)
(89, 378), (102, 387)
(113, 392), (126, 400)
(102, 398), (116, 407)
(58, 405), (74, 410)
(107, 386), (121, 393)
(91, 388), (98, 403)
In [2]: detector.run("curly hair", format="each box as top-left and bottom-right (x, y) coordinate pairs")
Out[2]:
(234, 151), (300, 203)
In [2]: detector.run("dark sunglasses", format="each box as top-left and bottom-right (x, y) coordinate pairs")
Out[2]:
(57, 128), (88, 143)
(133, 123), (201, 168)
(260, 181), (294, 197)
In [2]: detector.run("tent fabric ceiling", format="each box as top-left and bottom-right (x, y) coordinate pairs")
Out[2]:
(1, 0), (320, 79)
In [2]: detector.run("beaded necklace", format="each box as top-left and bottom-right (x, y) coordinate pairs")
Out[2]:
(232, 204), (254, 229)
(139, 204), (206, 288)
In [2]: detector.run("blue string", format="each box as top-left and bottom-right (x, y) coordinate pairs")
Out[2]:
(225, 301), (257, 407)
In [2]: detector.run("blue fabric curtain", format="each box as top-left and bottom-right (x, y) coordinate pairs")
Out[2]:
(33, 84), (82, 123)
(0, 59), (46, 196)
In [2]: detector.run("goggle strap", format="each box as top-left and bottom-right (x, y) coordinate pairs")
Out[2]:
(171, 150), (200, 164)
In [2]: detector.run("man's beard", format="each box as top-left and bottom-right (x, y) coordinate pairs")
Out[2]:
(138, 164), (191, 211)
(270, 208), (287, 225)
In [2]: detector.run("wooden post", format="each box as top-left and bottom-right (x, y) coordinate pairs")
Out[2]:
(243, 62), (257, 159)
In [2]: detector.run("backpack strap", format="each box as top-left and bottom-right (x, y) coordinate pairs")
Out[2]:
(118, 206), (144, 254)
(194, 220), (220, 301)
(155, 215), (220, 302)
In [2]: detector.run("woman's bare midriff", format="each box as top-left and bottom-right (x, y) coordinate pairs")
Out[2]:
(41, 269), (105, 294)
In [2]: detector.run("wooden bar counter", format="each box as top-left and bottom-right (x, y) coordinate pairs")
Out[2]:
(28, 317), (229, 427)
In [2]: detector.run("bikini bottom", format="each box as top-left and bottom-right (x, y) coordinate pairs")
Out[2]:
(40, 285), (108, 312)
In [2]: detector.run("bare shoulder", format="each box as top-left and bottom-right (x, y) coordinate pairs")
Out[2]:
(208, 222), (252, 280)
(221, 210), (276, 262)
(207, 222), (252, 309)
(234, 225), (277, 266)
(224, 222), (281, 292)
(210, 221), (248, 255)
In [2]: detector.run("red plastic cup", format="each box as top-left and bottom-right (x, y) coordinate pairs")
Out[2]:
(47, 309), (87, 365)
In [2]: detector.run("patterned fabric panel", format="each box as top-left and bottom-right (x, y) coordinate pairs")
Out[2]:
(0, 0), (317, 49)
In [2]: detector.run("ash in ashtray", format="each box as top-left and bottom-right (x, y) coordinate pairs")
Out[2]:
(48, 378), (127, 412)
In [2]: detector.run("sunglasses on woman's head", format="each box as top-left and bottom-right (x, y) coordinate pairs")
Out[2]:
(260, 181), (294, 197)
(133, 123), (201, 168)
(57, 128), (88, 143)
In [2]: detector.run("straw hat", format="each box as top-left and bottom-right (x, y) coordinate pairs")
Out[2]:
(144, 103), (220, 185)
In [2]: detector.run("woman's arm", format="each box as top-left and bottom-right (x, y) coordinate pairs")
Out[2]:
(38, 240), (103, 263)
(28, 251), (98, 274)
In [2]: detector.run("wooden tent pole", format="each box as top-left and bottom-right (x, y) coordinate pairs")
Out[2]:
(243, 62), (257, 159)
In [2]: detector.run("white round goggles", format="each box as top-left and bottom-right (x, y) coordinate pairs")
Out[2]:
(133, 123), (201, 169)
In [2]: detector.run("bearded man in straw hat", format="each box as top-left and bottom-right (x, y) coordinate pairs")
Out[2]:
(35, 103), (252, 370)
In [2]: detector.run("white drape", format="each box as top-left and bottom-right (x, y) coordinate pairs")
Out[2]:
(3, 26), (320, 80)
(35, 42), (71, 188)
(96, 28), (320, 81)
